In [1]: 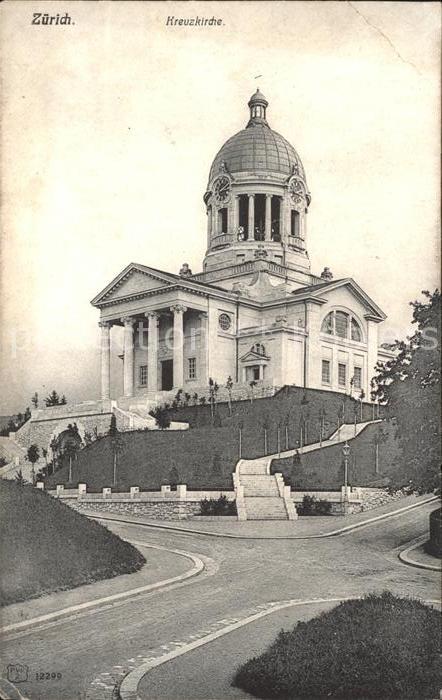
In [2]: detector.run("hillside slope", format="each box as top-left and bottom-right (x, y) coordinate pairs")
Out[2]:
(0, 480), (145, 605)
(46, 386), (383, 492)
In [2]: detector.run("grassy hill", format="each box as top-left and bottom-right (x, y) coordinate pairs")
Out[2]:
(272, 420), (400, 490)
(0, 479), (145, 605)
(46, 386), (384, 492)
(233, 592), (441, 699)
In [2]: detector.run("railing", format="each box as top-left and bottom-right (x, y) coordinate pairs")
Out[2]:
(287, 236), (305, 250)
(211, 233), (233, 249)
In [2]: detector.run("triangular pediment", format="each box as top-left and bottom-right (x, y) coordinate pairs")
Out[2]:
(91, 263), (178, 306)
(240, 349), (270, 362)
(292, 278), (386, 321)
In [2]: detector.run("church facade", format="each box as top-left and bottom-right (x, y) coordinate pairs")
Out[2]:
(92, 90), (392, 404)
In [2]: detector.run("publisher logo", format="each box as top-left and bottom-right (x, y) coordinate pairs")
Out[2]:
(7, 663), (29, 683)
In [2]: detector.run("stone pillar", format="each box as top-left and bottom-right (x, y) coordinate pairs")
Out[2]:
(207, 206), (212, 248)
(121, 316), (135, 397)
(233, 195), (240, 235)
(170, 305), (187, 389)
(145, 311), (159, 393)
(212, 206), (218, 238)
(265, 194), (272, 240)
(198, 312), (208, 385)
(99, 321), (111, 400)
(248, 194), (255, 239)
(280, 196), (286, 241)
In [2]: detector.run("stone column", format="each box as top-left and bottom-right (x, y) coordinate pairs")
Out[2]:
(121, 316), (135, 397)
(212, 206), (218, 238)
(145, 311), (159, 393)
(265, 194), (272, 240)
(248, 194), (255, 239)
(280, 196), (286, 241)
(206, 206), (212, 248)
(198, 312), (208, 385)
(170, 305), (187, 389)
(99, 321), (111, 400)
(233, 195), (240, 235)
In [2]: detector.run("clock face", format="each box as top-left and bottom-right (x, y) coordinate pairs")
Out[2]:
(213, 176), (231, 204)
(289, 178), (306, 208)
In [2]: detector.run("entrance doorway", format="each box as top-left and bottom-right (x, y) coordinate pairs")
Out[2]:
(161, 359), (173, 390)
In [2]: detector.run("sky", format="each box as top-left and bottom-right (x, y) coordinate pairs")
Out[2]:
(0, 1), (440, 413)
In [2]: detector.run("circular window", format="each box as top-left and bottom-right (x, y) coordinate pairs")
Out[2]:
(218, 313), (231, 331)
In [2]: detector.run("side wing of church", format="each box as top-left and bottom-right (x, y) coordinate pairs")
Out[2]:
(92, 90), (393, 405)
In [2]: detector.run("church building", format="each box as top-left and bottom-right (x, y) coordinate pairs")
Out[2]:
(92, 90), (392, 405)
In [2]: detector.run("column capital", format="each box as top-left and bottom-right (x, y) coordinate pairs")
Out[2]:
(145, 310), (160, 321)
(198, 311), (208, 321)
(98, 320), (112, 329)
(170, 304), (187, 315)
(248, 193), (255, 199)
(121, 316), (135, 327)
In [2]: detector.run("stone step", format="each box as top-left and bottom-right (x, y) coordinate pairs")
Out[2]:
(243, 488), (280, 497)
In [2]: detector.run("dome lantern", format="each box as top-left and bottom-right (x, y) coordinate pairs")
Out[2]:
(247, 89), (269, 127)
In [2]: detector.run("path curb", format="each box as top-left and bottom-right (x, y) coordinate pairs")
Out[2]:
(399, 536), (442, 571)
(118, 594), (441, 700)
(0, 542), (205, 636)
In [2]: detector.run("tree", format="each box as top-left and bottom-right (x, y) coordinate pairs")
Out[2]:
(373, 290), (440, 493)
(168, 466), (180, 488)
(359, 389), (366, 421)
(109, 420), (124, 486)
(64, 423), (81, 483)
(149, 406), (171, 430)
(319, 406), (327, 446)
(26, 444), (40, 484)
(44, 390), (67, 407)
(226, 375), (234, 416)
(208, 377), (219, 419)
(262, 413), (270, 454)
(31, 392), (39, 409)
(14, 469), (27, 487)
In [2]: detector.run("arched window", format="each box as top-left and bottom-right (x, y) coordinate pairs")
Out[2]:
(321, 310), (363, 342)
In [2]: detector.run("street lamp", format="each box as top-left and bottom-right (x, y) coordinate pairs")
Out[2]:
(342, 441), (350, 515)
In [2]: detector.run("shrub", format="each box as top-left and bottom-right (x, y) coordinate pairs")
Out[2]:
(233, 592), (441, 699)
(297, 495), (332, 516)
(199, 495), (236, 516)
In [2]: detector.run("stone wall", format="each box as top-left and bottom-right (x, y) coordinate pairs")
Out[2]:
(67, 499), (202, 520)
(292, 487), (406, 515)
(13, 407), (114, 452)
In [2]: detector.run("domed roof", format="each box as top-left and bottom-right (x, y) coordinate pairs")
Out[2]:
(208, 91), (307, 185)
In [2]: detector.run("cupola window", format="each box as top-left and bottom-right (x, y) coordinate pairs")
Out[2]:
(321, 310), (363, 342)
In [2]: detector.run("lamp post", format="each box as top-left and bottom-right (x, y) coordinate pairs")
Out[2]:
(342, 441), (350, 515)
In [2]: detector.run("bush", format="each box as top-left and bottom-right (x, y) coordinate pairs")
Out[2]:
(199, 495), (237, 516)
(297, 495), (332, 516)
(233, 592), (441, 698)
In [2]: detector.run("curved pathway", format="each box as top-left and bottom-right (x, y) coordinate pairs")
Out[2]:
(0, 499), (437, 700)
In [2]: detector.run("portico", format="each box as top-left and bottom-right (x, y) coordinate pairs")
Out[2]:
(98, 300), (211, 400)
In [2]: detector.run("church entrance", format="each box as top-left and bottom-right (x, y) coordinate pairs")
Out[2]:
(161, 359), (173, 391)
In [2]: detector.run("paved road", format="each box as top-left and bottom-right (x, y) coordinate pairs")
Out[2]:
(0, 501), (438, 700)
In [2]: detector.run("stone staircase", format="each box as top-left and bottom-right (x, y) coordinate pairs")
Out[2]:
(234, 420), (382, 521)
(235, 458), (297, 521)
